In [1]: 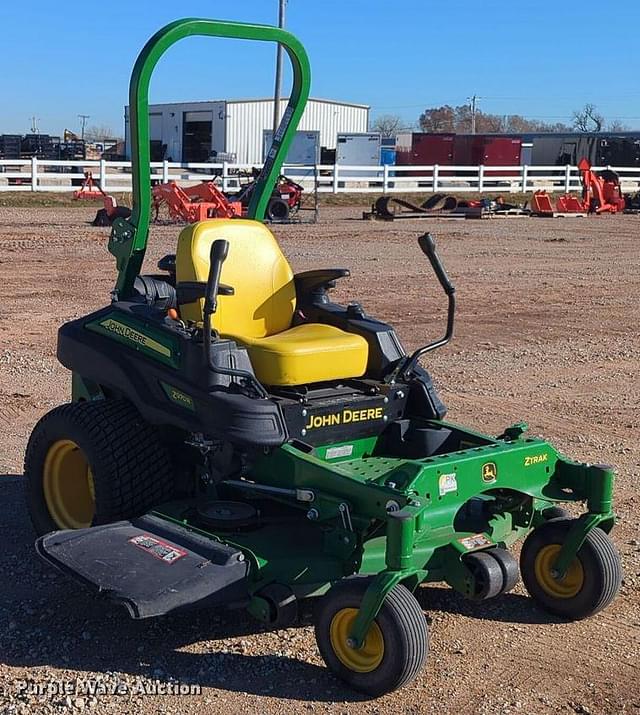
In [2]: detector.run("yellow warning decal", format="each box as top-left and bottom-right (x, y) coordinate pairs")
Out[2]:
(99, 319), (171, 357)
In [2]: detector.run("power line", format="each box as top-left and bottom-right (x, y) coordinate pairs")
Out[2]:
(78, 114), (90, 141)
(272, 0), (287, 134)
(467, 94), (480, 134)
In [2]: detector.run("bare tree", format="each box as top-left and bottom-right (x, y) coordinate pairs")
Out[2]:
(608, 120), (629, 132)
(84, 124), (121, 142)
(572, 104), (604, 132)
(370, 114), (405, 137)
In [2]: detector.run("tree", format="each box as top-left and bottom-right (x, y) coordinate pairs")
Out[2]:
(418, 104), (574, 134)
(418, 105), (456, 132)
(370, 114), (404, 137)
(84, 124), (121, 142)
(608, 120), (629, 132)
(572, 104), (604, 132)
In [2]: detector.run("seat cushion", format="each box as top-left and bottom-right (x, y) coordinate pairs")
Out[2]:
(176, 219), (296, 337)
(233, 323), (369, 386)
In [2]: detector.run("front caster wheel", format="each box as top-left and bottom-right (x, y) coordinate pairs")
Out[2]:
(520, 518), (622, 620)
(314, 578), (428, 696)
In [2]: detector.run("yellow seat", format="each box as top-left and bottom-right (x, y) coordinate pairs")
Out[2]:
(176, 219), (368, 386)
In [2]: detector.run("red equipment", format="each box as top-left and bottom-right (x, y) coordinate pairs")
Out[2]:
(72, 171), (131, 226)
(234, 173), (304, 221)
(530, 190), (586, 217)
(577, 158), (625, 214)
(151, 175), (303, 224)
(152, 181), (242, 222)
(73, 171), (105, 200)
(530, 159), (626, 216)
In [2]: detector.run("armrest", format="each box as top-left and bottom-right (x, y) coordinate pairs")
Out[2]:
(176, 281), (234, 305)
(294, 269), (350, 302)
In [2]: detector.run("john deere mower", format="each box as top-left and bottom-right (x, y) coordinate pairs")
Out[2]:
(25, 19), (622, 696)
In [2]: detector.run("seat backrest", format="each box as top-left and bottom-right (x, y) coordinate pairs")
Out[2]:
(175, 219), (296, 339)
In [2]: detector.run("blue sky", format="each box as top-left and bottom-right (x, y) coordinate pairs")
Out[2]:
(2, 0), (640, 137)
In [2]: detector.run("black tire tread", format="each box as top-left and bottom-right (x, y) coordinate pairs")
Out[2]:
(314, 578), (428, 696)
(24, 400), (174, 534)
(582, 525), (621, 615)
(384, 581), (429, 691)
(520, 518), (622, 620)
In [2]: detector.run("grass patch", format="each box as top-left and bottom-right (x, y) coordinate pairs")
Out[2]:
(0, 192), (132, 209)
(0, 190), (537, 210)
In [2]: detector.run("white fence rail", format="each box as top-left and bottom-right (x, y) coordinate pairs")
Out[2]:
(1, 159), (640, 195)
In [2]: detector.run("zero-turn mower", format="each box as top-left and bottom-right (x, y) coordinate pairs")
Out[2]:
(25, 19), (622, 697)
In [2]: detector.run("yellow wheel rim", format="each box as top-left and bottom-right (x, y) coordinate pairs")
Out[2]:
(534, 544), (585, 599)
(43, 439), (95, 529)
(329, 608), (384, 673)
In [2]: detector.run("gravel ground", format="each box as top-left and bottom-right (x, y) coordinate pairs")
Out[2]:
(0, 205), (638, 715)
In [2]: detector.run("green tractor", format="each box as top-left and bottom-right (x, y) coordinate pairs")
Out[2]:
(25, 19), (622, 696)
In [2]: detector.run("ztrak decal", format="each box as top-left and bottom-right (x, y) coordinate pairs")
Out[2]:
(305, 406), (384, 430)
(128, 534), (187, 564)
(482, 462), (497, 483)
(524, 453), (549, 467)
(161, 382), (196, 412)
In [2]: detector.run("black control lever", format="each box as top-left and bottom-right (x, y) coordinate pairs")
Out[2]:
(202, 240), (268, 398)
(204, 239), (229, 320)
(386, 233), (456, 383)
(418, 233), (455, 298)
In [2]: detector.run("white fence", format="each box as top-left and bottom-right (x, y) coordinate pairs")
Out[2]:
(1, 158), (640, 195)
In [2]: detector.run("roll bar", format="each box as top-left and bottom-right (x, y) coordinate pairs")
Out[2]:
(108, 18), (311, 299)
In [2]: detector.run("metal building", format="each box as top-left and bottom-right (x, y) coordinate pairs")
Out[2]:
(124, 97), (369, 164)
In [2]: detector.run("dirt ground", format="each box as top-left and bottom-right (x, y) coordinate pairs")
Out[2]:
(0, 204), (638, 715)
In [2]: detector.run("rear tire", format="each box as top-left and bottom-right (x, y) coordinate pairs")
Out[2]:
(267, 197), (290, 221)
(25, 400), (174, 536)
(314, 578), (428, 696)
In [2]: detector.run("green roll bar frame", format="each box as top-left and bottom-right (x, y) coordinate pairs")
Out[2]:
(108, 18), (311, 299)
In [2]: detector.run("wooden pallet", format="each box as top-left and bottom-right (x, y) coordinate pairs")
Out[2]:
(531, 212), (587, 218)
(362, 210), (465, 221)
(363, 206), (530, 221)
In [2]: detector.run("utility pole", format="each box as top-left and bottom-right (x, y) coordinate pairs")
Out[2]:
(468, 95), (480, 134)
(30, 116), (40, 134)
(78, 114), (90, 140)
(272, 0), (287, 135)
